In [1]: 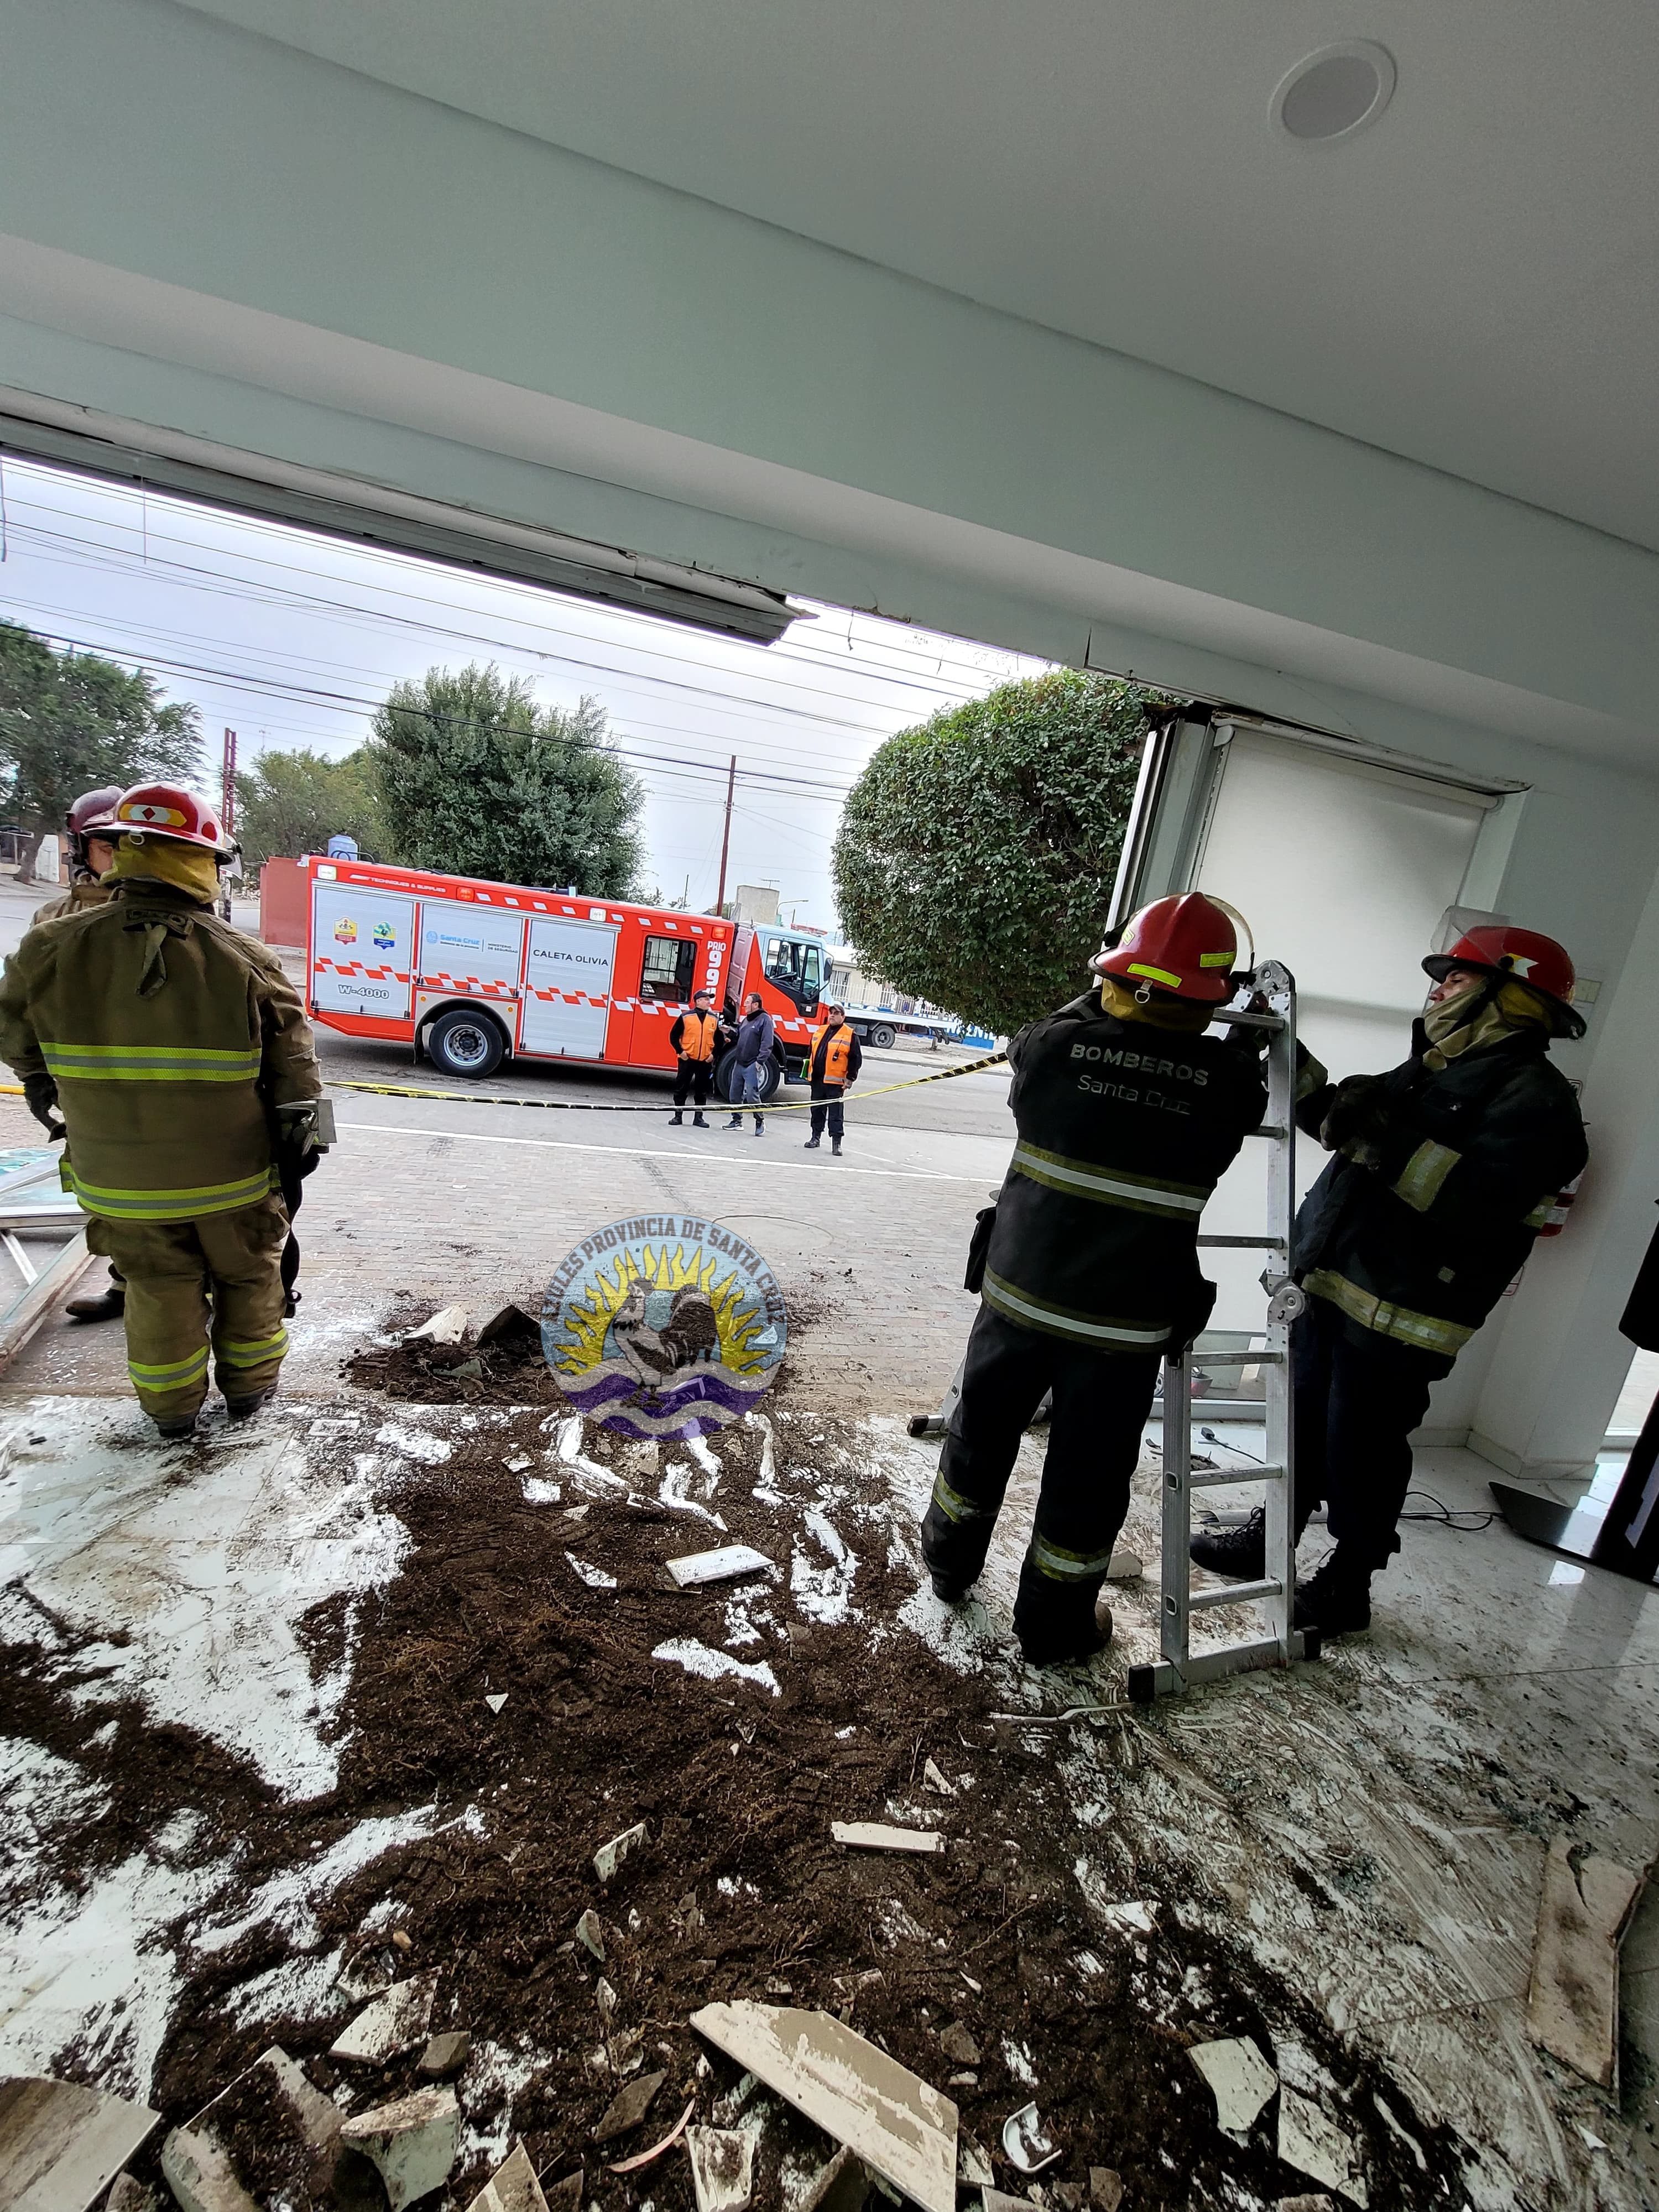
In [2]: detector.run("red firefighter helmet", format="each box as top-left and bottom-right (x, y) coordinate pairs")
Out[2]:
(64, 786), (123, 864)
(1422, 924), (1584, 1040)
(1092, 893), (1242, 1005)
(111, 782), (231, 855)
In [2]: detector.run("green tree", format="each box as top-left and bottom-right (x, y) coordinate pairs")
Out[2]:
(0, 619), (204, 868)
(365, 665), (643, 895)
(234, 747), (388, 867)
(831, 670), (1161, 1036)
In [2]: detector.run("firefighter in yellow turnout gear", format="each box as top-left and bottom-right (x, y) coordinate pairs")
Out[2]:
(0, 781), (324, 1437)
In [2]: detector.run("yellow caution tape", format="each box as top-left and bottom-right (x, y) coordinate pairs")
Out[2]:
(330, 1048), (1009, 1115)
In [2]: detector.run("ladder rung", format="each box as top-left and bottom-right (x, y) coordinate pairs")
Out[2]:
(1183, 1464), (1286, 1490)
(1212, 1009), (1286, 1032)
(1195, 1234), (1286, 1248)
(1251, 1123), (1288, 1139)
(1186, 1577), (1283, 1610)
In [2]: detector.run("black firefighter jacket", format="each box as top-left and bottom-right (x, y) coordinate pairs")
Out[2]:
(982, 993), (1269, 1355)
(1293, 1026), (1588, 1367)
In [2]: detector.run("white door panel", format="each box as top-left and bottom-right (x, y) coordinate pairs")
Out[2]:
(310, 884), (415, 1018)
(521, 916), (619, 1058)
(418, 900), (525, 992)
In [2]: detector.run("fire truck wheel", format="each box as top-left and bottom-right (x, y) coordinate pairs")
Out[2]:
(714, 1048), (782, 1104)
(428, 1006), (508, 1079)
(869, 1022), (897, 1050)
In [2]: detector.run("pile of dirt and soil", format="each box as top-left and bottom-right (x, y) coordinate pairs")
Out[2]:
(345, 1300), (563, 1407)
(7, 1387), (1470, 2210)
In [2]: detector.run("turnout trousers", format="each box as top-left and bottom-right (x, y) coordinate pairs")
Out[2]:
(1290, 1293), (1444, 1571)
(921, 1302), (1161, 1658)
(85, 1193), (291, 1423)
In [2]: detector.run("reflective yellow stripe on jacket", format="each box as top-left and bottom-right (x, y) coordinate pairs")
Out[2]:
(64, 1165), (276, 1223)
(40, 1041), (263, 1083)
(1302, 1269), (1474, 1357)
(982, 1267), (1171, 1351)
(1010, 1140), (1210, 1218)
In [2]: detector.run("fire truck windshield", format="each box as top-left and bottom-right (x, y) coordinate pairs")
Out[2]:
(761, 933), (823, 1011)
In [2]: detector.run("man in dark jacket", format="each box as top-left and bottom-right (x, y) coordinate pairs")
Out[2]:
(667, 987), (726, 1128)
(803, 1002), (862, 1156)
(921, 894), (1269, 1666)
(724, 990), (776, 1135)
(1192, 922), (1590, 1636)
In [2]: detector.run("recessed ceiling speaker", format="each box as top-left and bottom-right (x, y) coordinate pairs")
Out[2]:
(1272, 41), (1396, 144)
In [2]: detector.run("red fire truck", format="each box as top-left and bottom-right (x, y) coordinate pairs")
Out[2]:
(302, 855), (828, 1096)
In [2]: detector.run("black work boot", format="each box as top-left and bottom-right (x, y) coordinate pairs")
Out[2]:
(693, 1112), (710, 1128)
(930, 1568), (973, 1603)
(65, 1283), (126, 1324)
(1190, 1506), (1266, 1579)
(831, 1135), (843, 1156)
(725, 1113), (743, 1129)
(226, 1390), (275, 1423)
(804, 1133), (821, 1149)
(1292, 1551), (1373, 1637)
(154, 1413), (198, 1441)
(1018, 1606), (1113, 1668)
(669, 1110), (684, 1125)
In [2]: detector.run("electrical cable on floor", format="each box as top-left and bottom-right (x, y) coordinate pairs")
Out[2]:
(1197, 1425), (1264, 1464)
(1399, 1489), (1499, 1531)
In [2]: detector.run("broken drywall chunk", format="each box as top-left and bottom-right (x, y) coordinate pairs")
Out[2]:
(957, 2134), (995, 2188)
(158, 2127), (260, 2212)
(983, 2191), (1037, 2211)
(1526, 1834), (1646, 2088)
(106, 2180), (158, 2212)
(686, 2125), (756, 2212)
(0, 2077), (161, 2212)
(692, 2001), (957, 2212)
(922, 1758), (955, 1796)
(404, 1305), (469, 1345)
(1277, 2091), (1366, 2206)
(484, 1692), (509, 1714)
(1275, 2197), (1338, 2212)
(937, 2022), (980, 2067)
(418, 2031), (472, 2080)
(593, 2070), (665, 2143)
(1105, 1547), (1142, 1581)
(566, 1552), (618, 1589)
(466, 2141), (549, 2211)
(1188, 2036), (1278, 2132)
(330, 1970), (442, 2062)
(831, 1820), (943, 1855)
(576, 1906), (606, 1961)
(593, 1820), (649, 1885)
(799, 2144), (872, 2212)
(336, 1946), (394, 2002)
(666, 1543), (774, 1588)
(1089, 2169), (1124, 2211)
(1001, 2103), (1061, 2176)
(340, 2086), (459, 2212)
(544, 2171), (583, 2212)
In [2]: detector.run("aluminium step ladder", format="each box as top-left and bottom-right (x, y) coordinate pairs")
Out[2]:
(1127, 959), (1321, 1702)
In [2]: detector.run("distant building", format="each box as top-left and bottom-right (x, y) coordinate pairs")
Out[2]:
(731, 883), (780, 924)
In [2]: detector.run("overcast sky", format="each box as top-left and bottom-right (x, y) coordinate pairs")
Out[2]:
(0, 457), (1049, 933)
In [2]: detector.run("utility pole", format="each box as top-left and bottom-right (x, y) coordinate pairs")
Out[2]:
(220, 729), (238, 835)
(714, 753), (737, 917)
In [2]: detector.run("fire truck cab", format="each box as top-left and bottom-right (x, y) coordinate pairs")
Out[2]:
(302, 855), (826, 1095)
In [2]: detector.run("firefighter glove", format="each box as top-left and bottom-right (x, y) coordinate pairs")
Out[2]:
(1319, 1074), (1393, 1161)
(23, 1072), (66, 1142)
(275, 1097), (336, 1160)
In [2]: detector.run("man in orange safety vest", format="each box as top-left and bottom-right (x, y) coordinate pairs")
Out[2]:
(803, 1001), (862, 1157)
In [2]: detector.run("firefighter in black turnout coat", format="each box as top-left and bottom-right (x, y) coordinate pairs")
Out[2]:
(1192, 922), (1590, 1637)
(922, 894), (1268, 1666)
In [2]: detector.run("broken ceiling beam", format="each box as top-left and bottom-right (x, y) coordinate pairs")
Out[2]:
(691, 2000), (957, 2212)
(0, 2076), (160, 2212)
(1526, 1834), (1647, 2088)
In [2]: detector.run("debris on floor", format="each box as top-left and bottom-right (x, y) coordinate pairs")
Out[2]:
(0, 2074), (159, 2212)
(348, 1299), (560, 1406)
(329, 1971), (442, 2063)
(1277, 2090), (1364, 2205)
(691, 2000), (958, 2212)
(419, 2031), (472, 2081)
(1188, 2035), (1279, 2132)
(682, 2124), (755, 2212)
(665, 1544), (775, 1589)
(160, 2044), (343, 2212)
(339, 2084), (461, 2211)
(592, 1819), (649, 1885)
(466, 2141), (548, 2211)
(829, 1819), (942, 1853)
(1003, 2100), (1062, 2175)
(1525, 1833), (1647, 2087)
